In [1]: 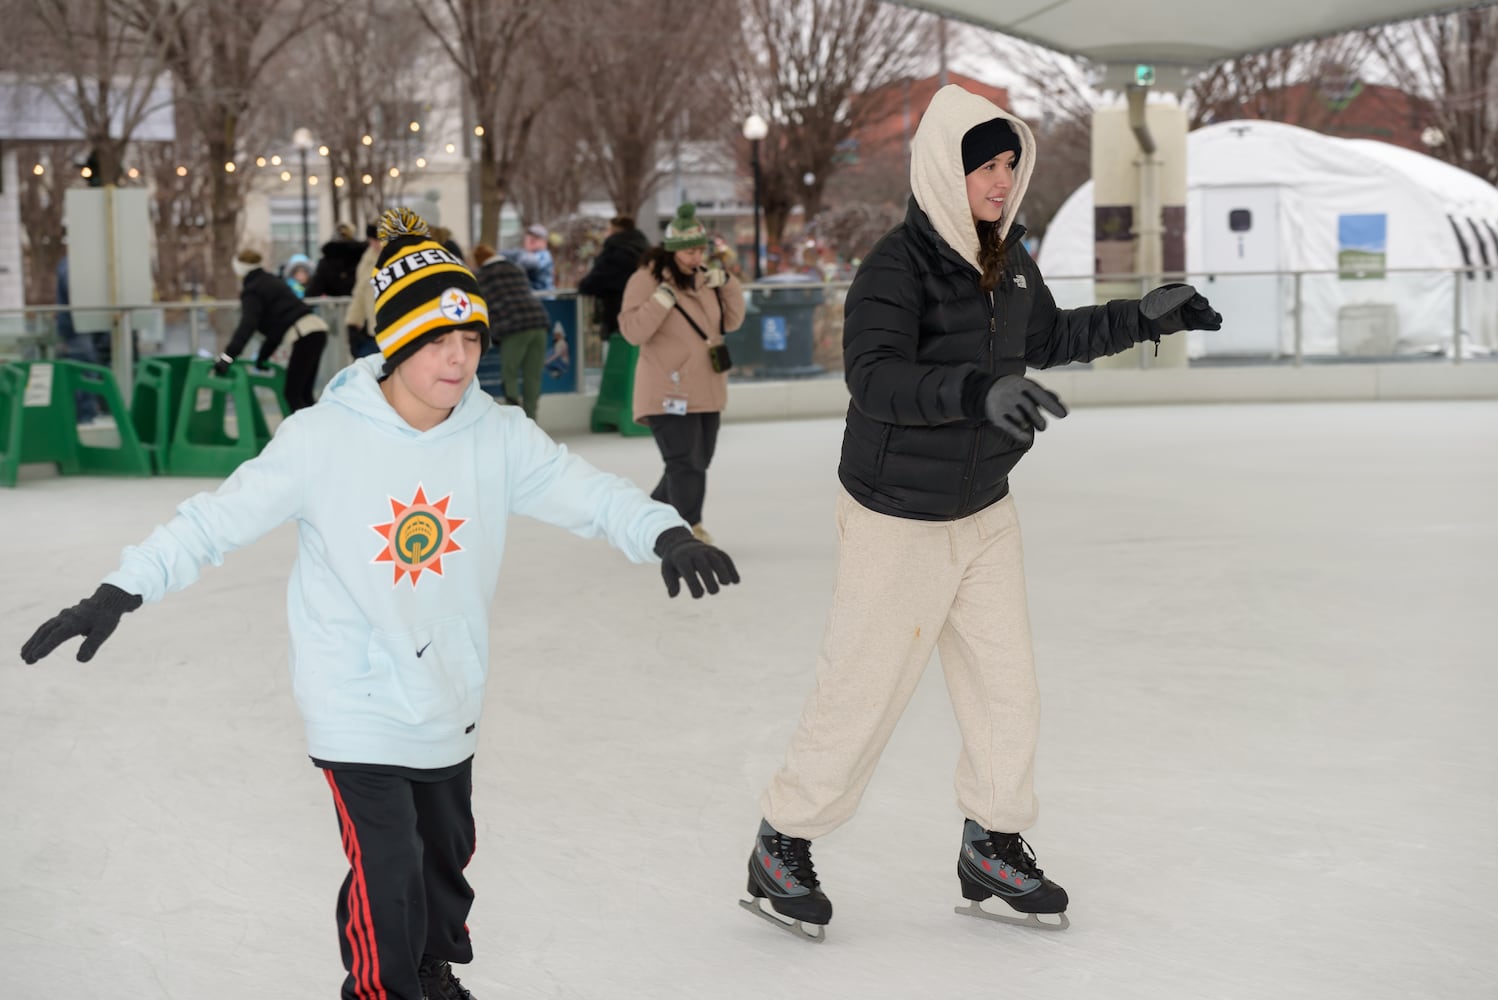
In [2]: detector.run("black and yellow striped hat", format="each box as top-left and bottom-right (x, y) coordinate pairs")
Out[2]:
(371, 207), (489, 371)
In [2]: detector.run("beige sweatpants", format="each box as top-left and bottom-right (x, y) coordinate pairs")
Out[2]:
(761, 488), (1041, 839)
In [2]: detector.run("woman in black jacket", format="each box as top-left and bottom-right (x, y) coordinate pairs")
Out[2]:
(215, 250), (329, 411)
(741, 85), (1221, 942)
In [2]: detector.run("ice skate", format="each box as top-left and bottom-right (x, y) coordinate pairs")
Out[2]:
(954, 819), (1070, 931)
(419, 956), (476, 999)
(739, 819), (832, 943)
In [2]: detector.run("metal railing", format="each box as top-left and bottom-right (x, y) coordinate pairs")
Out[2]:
(4, 268), (1493, 397)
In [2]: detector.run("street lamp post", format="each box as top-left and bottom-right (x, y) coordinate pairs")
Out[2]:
(742, 114), (768, 281)
(292, 127), (315, 258)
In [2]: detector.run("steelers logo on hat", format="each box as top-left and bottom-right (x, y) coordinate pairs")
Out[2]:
(440, 287), (475, 322)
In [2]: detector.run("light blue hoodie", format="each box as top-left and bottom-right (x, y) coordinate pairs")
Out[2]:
(104, 355), (686, 768)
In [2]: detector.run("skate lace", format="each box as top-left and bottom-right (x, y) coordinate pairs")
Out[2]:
(774, 833), (822, 889)
(985, 833), (1045, 880)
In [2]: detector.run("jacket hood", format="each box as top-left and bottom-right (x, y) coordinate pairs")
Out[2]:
(319, 354), (492, 441)
(909, 84), (1036, 273)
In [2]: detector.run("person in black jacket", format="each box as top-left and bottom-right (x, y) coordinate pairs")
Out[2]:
(578, 215), (650, 340)
(305, 223), (368, 299)
(214, 249), (330, 411)
(740, 85), (1221, 942)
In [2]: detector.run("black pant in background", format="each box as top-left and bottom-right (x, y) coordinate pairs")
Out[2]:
(323, 761), (476, 1000)
(284, 330), (327, 411)
(648, 411), (721, 526)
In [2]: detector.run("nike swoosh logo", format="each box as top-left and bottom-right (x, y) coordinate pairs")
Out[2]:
(416, 641), (432, 658)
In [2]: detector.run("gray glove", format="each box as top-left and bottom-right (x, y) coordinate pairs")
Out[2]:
(983, 375), (1068, 446)
(1140, 283), (1222, 336)
(21, 584), (143, 663)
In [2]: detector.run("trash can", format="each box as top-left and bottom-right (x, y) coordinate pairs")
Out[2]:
(736, 277), (826, 379)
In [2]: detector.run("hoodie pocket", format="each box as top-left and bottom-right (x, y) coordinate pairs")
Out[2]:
(338, 617), (484, 728)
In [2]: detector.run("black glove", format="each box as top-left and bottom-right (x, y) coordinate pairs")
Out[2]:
(347, 325), (365, 354)
(211, 352), (234, 377)
(20, 584), (143, 664)
(982, 375), (1068, 446)
(654, 527), (740, 599)
(1139, 283), (1222, 336)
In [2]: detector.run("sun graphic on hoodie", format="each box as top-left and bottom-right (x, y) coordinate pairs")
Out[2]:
(370, 485), (466, 586)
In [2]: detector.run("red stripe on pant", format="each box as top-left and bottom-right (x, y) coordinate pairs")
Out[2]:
(326, 770), (388, 999)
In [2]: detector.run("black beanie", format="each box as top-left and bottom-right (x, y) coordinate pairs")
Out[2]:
(961, 118), (1022, 175)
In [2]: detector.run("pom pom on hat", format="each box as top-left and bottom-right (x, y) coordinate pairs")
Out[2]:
(377, 206), (430, 243)
(663, 203), (709, 251)
(370, 207), (489, 372)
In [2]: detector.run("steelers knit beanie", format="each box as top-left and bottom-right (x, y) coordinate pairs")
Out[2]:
(371, 207), (489, 372)
(662, 203), (709, 251)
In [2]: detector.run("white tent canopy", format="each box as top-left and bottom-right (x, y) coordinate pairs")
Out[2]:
(898, 1), (1465, 66)
(1037, 120), (1498, 357)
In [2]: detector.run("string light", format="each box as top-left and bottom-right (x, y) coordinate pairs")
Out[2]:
(361, 134), (373, 146)
(409, 121), (420, 133)
(224, 161), (236, 173)
(473, 125), (484, 137)
(308, 175), (319, 186)
(361, 173), (373, 185)
(256, 156), (267, 167)
(280, 170), (292, 181)
(270, 154), (282, 166)
(444, 143), (455, 154)
(334, 177), (345, 188)
(317, 145), (329, 157)
(415, 157), (427, 168)
(32, 164), (44, 176)
(388, 167), (400, 178)
(176, 166), (187, 176)
(127, 167), (140, 179)
(80, 166), (93, 178)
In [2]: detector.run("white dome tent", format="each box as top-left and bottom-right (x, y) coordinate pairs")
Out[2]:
(1037, 120), (1498, 359)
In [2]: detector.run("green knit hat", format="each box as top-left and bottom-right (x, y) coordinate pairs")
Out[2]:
(663, 203), (709, 251)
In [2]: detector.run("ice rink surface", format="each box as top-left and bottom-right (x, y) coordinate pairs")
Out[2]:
(2, 401), (1495, 999)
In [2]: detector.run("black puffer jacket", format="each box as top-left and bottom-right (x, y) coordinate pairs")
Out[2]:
(838, 197), (1150, 521)
(223, 268), (314, 365)
(578, 228), (650, 336)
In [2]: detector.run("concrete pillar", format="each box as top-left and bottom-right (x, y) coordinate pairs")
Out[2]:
(1090, 98), (1189, 369)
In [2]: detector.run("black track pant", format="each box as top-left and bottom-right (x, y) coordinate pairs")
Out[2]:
(648, 411), (720, 526)
(285, 330), (327, 411)
(323, 762), (476, 1000)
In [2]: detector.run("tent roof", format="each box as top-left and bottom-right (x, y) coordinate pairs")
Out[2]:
(902, 1), (1473, 66)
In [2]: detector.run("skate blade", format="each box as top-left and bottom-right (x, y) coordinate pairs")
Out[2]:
(955, 900), (1070, 931)
(739, 897), (827, 943)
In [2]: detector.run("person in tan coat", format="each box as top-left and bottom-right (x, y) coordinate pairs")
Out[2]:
(618, 203), (745, 543)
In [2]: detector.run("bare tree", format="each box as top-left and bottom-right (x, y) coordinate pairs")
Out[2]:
(119, 0), (346, 296)
(412, 0), (570, 247)
(560, 0), (737, 223)
(17, 0), (175, 186)
(1369, 7), (1498, 184)
(732, 0), (936, 251)
(285, 0), (432, 228)
(509, 112), (589, 231)
(1187, 33), (1375, 130)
